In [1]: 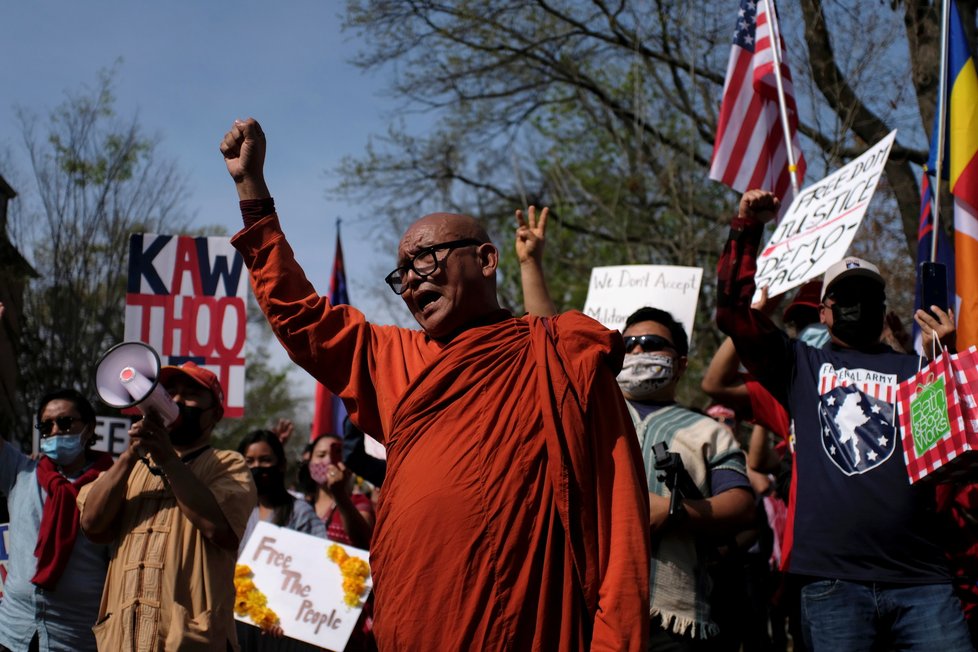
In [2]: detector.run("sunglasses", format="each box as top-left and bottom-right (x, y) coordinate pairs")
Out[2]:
(623, 334), (675, 353)
(35, 416), (83, 436)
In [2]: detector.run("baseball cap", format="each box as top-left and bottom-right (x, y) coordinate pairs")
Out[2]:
(159, 362), (225, 419)
(821, 257), (885, 301)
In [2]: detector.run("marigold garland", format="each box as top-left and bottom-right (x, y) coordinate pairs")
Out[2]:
(327, 544), (370, 607)
(233, 564), (281, 631)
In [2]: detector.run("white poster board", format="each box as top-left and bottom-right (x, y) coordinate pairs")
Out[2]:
(236, 522), (372, 649)
(582, 265), (703, 339)
(753, 130), (897, 300)
(125, 234), (247, 418)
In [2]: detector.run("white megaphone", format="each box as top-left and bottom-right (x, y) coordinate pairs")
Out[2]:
(94, 342), (180, 426)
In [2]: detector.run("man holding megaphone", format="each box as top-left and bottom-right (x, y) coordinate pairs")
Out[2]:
(78, 361), (256, 651)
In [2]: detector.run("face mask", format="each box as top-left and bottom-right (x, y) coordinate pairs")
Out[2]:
(831, 300), (884, 350)
(309, 460), (331, 485)
(40, 433), (86, 466)
(798, 323), (831, 349)
(250, 466), (285, 494)
(169, 404), (207, 446)
(617, 353), (675, 400)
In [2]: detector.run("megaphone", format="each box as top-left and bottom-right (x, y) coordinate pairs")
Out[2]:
(94, 342), (180, 426)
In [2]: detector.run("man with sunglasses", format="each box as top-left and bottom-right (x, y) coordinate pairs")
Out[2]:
(0, 388), (113, 652)
(221, 118), (650, 651)
(717, 189), (970, 651)
(619, 308), (754, 650)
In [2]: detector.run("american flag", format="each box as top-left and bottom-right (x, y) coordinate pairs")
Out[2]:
(709, 0), (806, 203)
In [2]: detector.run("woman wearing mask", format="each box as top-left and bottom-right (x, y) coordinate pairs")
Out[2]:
(236, 430), (325, 651)
(306, 434), (374, 548)
(238, 429), (326, 550)
(0, 388), (113, 652)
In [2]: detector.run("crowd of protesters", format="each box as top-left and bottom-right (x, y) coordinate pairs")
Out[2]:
(0, 119), (976, 651)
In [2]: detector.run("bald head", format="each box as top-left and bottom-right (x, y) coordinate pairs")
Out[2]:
(402, 213), (491, 246)
(395, 212), (500, 340)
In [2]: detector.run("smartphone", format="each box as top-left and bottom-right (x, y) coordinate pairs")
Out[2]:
(329, 440), (343, 465)
(920, 262), (949, 317)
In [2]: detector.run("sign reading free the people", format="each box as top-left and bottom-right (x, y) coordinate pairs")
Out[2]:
(753, 130), (897, 301)
(235, 521), (372, 649)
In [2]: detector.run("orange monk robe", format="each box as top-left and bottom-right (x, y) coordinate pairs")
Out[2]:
(232, 214), (650, 651)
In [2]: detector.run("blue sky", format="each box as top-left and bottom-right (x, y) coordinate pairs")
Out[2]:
(1, 1), (417, 413)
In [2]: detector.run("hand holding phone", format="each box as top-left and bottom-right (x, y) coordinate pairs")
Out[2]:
(329, 440), (343, 466)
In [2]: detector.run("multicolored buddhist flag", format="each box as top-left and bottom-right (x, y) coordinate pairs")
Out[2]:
(311, 228), (349, 440)
(927, 1), (978, 350)
(710, 0), (806, 203)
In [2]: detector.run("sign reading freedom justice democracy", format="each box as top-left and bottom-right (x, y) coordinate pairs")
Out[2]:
(236, 522), (372, 649)
(582, 265), (703, 339)
(125, 234), (247, 417)
(753, 130), (897, 300)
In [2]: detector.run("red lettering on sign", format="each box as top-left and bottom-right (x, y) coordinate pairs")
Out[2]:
(170, 237), (203, 295)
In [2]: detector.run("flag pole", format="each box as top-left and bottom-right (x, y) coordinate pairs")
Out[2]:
(931, 0), (952, 263)
(763, 0), (800, 196)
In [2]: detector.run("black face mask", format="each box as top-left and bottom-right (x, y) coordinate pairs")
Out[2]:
(831, 300), (885, 350)
(169, 404), (207, 447)
(251, 466), (285, 495)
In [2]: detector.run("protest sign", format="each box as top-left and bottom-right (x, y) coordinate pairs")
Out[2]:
(92, 416), (132, 457)
(753, 130), (897, 300)
(582, 265), (703, 338)
(236, 521), (372, 649)
(0, 523), (9, 599)
(125, 234), (247, 417)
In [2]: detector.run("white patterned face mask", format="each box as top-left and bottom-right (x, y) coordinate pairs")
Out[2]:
(617, 353), (675, 400)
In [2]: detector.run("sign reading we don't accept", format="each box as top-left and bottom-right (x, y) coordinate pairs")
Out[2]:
(753, 130), (897, 301)
(583, 265), (703, 340)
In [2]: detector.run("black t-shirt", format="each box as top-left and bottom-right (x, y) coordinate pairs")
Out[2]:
(779, 340), (949, 583)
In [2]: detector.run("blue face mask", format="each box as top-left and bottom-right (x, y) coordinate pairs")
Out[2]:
(39, 433), (86, 466)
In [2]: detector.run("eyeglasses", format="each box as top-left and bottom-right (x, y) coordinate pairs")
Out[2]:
(35, 416), (83, 436)
(623, 334), (675, 353)
(384, 239), (483, 295)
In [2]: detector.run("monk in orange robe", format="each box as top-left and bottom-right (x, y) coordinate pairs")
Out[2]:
(221, 118), (650, 651)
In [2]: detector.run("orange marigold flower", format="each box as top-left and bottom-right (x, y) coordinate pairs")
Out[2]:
(327, 544), (348, 564)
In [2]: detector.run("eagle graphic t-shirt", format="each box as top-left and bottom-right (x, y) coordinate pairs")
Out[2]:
(786, 341), (949, 583)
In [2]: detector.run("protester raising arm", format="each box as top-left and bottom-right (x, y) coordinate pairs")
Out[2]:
(515, 205), (557, 317)
(715, 189), (794, 405)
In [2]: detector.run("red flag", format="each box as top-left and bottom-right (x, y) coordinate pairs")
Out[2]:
(311, 229), (349, 440)
(710, 0), (806, 202)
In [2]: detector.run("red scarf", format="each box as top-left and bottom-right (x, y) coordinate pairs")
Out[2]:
(32, 451), (114, 590)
